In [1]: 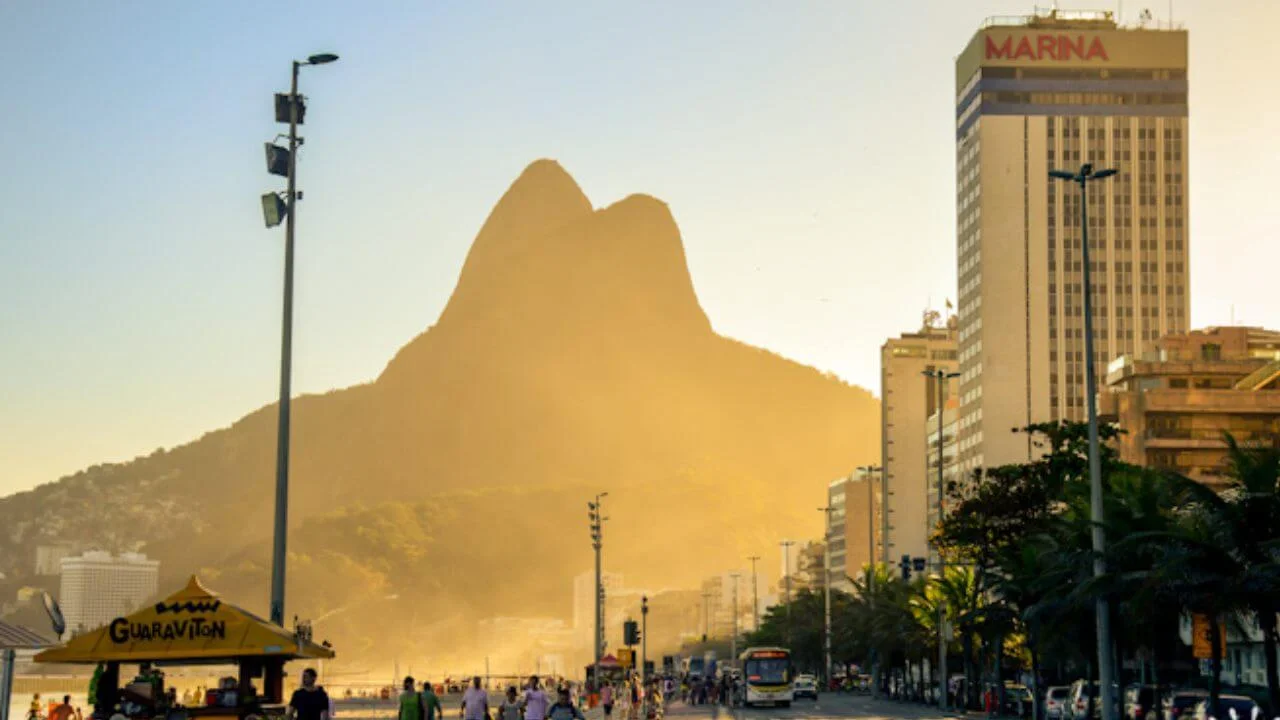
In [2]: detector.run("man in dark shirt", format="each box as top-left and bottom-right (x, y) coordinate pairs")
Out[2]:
(287, 669), (330, 720)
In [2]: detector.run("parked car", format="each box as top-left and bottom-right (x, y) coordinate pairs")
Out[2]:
(1046, 686), (1071, 720)
(1068, 680), (1120, 720)
(1124, 685), (1159, 720)
(1164, 689), (1210, 720)
(1004, 684), (1034, 718)
(1188, 695), (1259, 720)
(793, 675), (818, 700)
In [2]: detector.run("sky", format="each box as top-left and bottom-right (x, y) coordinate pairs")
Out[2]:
(2, 1), (1278, 496)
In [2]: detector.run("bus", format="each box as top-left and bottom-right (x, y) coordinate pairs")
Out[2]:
(739, 646), (793, 708)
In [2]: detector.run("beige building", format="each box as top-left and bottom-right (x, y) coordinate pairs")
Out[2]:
(826, 469), (878, 588)
(954, 10), (1190, 473)
(1100, 326), (1280, 488)
(880, 317), (958, 564)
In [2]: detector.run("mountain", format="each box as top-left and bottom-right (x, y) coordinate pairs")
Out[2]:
(0, 160), (879, 664)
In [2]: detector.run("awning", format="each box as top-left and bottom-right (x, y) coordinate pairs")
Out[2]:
(0, 621), (51, 650)
(34, 576), (334, 664)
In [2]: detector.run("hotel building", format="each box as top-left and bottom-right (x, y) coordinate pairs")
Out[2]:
(954, 10), (1189, 471)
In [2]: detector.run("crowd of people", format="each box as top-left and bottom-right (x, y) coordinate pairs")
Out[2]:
(674, 673), (740, 708)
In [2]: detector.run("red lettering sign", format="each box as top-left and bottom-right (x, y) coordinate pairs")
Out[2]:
(985, 34), (1109, 62)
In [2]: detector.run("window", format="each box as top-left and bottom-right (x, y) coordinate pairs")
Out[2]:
(1202, 344), (1222, 361)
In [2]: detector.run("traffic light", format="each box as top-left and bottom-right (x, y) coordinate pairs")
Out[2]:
(900, 554), (912, 581)
(624, 620), (639, 646)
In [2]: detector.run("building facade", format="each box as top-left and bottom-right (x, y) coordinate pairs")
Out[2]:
(572, 569), (622, 651)
(954, 10), (1189, 473)
(826, 470), (877, 588)
(58, 552), (159, 636)
(880, 317), (958, 563)
(1100, 326), (1280, 488)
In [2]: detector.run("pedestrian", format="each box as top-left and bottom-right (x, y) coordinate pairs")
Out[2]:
(498, 688), (521, 720)
(287, 669), (331, 720)
(399, 677), (428, 720)
(600, 682), (614, 720)
(521, 676), (548, 720)
(545, 689), (584, 720)
(49, 697), (74, 720)
(421, 680), (443, 720)
(461, 677), (488, 720)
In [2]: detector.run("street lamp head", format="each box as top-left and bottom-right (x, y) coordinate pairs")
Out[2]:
(307, 53), (340, 65)
(946, 371), (961, 379)
(1093, 168), (1119, 180)
(1049, 169), (1077, 181)
(1081, 162), (1094, 177)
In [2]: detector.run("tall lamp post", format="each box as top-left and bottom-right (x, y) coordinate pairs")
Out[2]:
(264, 52), (339, 628)
(641, 596), (649, 685)
(818, 507), (834, 686)
(1050, 162), (1119, 720)
(728, 573), (741, 668)
(779, 540), (795, 645)
(747, 555), (761, 632)
(922, 368), (960, 710)
(857, 464), (883, 698)
(589, 493), (609, 689)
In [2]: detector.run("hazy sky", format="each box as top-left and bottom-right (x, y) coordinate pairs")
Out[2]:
(2, 1), (1277, 495)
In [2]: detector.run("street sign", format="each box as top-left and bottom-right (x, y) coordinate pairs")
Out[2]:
(618, 648), (634, 668)
(1192, 614), (1226, 659)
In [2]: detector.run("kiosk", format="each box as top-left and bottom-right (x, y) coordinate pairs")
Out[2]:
(34, 577), (334, 720)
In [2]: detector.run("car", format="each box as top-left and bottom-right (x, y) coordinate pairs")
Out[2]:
(1004, 684), (1034, 718)
(793, 675), (818, 700)
(1046, 686), (1071, 720)
(1164, 690), (1210, 720)
(1067, 680), (1120, 720)
(1188, 695), (1259, 720)
(1124, 685), (1159, 720)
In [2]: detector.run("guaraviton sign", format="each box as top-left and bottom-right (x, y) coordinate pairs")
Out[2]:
(986, 34), (1109, 62)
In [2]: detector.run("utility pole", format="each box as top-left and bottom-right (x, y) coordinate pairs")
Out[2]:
(818, 507), (833, 686)
(1051, 162), (1119, 720)
(589, 493), (609, 689)
(729, 573), (741, 668)
(747, 556), (761, 632)
(857, 466), (882, 570)
(780, 540), (795, 645)
(923, 368), (959, 710)
(266, 52), (339, 628)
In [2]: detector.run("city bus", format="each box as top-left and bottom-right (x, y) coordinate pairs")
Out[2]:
(739, 646), (793, 708)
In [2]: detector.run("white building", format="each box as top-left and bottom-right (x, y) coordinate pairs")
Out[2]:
(59, 551), (159, 636)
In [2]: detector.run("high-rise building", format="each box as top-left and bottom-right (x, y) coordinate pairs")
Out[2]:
(58, 551), (159, 636)
(826, 470), (877, 589)
(1100, 326), (1280, 489)
(954, 10), (1189, 472)
(880, 316), (958, 563)
(34, 545), (74, 576)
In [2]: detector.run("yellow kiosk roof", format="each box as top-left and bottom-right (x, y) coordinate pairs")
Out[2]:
(35, 576), (335, 664)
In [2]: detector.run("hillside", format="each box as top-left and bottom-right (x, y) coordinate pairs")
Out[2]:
(0, 160), (879, 663)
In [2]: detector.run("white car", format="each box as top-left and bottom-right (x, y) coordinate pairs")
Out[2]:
(793, 675), (818, 700)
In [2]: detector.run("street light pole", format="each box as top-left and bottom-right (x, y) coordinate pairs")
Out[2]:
(780, 540), (795, 646)
(729, 573), (741, 668)
(641, 596), (649, 686)
(269, 53), (338, 627)
(589, 493), (609, 690)
(857, 466), (882, 570)
(747, 556), (761, 632)
(1051, 162), (1119, 720)
(702, 592), (714, 639)
(818, 507), (833, 686)
(923, 369), (959, 710)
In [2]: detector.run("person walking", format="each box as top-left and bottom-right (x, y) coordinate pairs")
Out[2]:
(521, 676), (548, 720)
(600, 682), (614, 720)
(498, 688), (521, 720)
(287, 669), (331, 720)
(49, 696), (75, 720)
(544, 689), (583, 720)
(421, 680), (443, 720)
(399, 677), (428, 720)
(461, 678), (488, 720)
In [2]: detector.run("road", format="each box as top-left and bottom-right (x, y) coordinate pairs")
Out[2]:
(647, 694), (956, 720)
